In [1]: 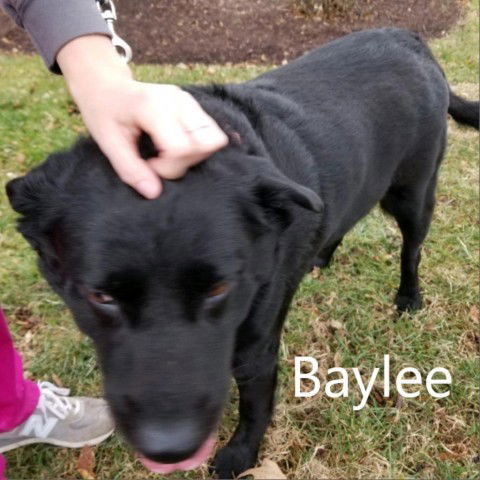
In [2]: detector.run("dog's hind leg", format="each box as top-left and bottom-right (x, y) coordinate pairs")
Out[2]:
(381, 183), (434, 312)
(381, 138), (445, 312)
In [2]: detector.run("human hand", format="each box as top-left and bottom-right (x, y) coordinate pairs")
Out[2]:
(57, 36), (228, 198)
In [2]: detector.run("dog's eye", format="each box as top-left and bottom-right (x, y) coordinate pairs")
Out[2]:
(87, 291), (115, 305)
(206, 283), (229, 300)
(204, 283), (230, 312)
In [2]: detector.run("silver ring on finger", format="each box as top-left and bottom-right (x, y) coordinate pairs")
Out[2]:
(185, 124), (212, 134)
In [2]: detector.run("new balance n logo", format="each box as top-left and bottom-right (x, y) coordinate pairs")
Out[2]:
(20, 415), (58, 438)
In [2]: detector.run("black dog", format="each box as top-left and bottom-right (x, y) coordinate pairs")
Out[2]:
(6, 28), (479, 478)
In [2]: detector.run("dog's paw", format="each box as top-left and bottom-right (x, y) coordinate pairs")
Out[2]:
(210, 444), (257, 479)
(395, 292), (422, 313)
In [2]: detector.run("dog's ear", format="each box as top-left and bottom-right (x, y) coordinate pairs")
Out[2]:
(6, 146), (77, 212)
(253, 174), (323, 213)
(7, 170), (55, 218)
(242, 169), (323, 233)
(6, 162), (67, 280)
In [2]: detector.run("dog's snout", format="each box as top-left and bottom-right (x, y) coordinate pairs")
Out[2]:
(135, 420), (204, 464)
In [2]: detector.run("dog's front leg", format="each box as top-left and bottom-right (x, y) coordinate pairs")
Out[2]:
(212, 345), (279, 479)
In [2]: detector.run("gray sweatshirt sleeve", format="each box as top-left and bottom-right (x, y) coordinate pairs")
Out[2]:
(1, 0), (111, 72)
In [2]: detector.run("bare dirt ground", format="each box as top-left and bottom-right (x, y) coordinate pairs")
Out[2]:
(0, 0), (465, 64)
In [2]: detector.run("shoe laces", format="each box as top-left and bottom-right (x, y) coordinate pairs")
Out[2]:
(37, 381), (81, 421)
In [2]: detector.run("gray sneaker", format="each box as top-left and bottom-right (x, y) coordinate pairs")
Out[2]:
(0, 381), (115, 453)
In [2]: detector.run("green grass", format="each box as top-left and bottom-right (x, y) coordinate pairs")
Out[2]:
(431, 0), (479, 84)
(0, 3), (478, 479)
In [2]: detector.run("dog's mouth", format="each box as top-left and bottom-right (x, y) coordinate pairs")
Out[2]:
(138, 435), (216, 474)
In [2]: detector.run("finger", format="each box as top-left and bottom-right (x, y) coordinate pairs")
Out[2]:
(145, 94), (228, 179)
(178, 91), (229, 152)
(147, 157), (189, 180)
(139, 112), (205, 180)
(96, 128), (162, 198)
(139, 105), (196, 162)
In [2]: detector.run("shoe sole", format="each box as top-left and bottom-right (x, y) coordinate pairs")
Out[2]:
(0, 428), (114, 453)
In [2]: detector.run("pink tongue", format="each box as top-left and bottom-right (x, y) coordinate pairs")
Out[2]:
(139, 435), (216, 474)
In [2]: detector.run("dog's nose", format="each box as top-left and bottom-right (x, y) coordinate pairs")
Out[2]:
(135, 420), (203, 463)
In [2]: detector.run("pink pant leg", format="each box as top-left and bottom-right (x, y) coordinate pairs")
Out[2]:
(0, 307), (39, 432)
(0, 454), (5, 480)
(0, 307), (41, 480)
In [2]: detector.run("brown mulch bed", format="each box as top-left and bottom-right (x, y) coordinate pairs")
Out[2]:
(0, 0), (465, 64)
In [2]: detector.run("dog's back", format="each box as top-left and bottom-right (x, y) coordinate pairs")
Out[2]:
(191, 29), (453, 245)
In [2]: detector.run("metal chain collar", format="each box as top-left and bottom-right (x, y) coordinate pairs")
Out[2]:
(96, 0), (133, 63)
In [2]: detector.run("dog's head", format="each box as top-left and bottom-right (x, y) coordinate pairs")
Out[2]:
(6, 136), (322, 466)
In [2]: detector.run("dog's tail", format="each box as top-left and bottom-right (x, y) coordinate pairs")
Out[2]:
(448, 90), (479, 129)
